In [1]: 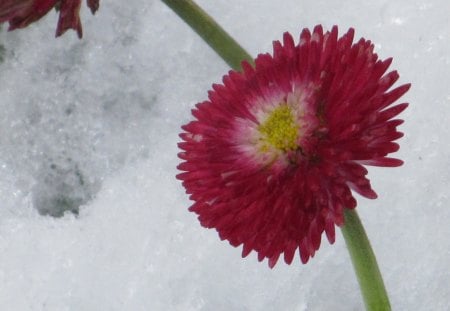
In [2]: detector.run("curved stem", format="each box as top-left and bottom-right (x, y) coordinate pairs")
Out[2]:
(161, 0), (254, 71)
(341, 209), (391, 311)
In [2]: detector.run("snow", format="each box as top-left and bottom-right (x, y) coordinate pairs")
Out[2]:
(0, 0), (449, 310)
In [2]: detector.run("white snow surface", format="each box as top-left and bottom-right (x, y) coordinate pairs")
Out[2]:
(0, 0), (448, 310)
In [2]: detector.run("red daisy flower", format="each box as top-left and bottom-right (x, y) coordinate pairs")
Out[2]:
(0, 0), (99, 38)
(177, 25), (410, 268)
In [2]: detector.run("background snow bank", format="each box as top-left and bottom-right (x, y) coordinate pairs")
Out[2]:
(0, 0), (449, 310)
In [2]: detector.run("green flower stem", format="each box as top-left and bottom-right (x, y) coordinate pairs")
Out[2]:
(341, 209), (391, 311)
(163, 1), (391, 309)
(161, 0), (253, 70)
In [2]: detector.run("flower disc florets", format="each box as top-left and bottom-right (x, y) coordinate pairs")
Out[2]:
(258, 104), (298, 152)
(177, 25), (410, 267)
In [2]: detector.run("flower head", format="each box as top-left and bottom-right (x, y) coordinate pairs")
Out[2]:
(177, 25), (410, 267)
(0, 0), (99, 38)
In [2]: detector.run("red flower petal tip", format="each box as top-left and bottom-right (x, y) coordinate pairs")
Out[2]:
(0, 0), (100, 38)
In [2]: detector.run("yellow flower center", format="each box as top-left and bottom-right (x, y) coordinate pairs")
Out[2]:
(258, 104), (299, 152)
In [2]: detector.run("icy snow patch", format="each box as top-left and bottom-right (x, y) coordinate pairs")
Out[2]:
(0, 0), (449, 310)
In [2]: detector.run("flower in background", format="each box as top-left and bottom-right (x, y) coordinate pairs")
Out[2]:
(0, 0), (99, 38)
(177, 25), (410, 267)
